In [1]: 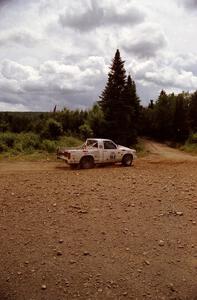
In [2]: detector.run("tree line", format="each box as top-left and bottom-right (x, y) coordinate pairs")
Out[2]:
(141, 90), (197, 143)
(0, 49), (197, 150)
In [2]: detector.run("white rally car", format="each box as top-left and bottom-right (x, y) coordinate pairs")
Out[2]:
(57, 138), (137, 169)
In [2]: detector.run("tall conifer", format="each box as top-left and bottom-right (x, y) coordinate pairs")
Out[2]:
(99, 50), (138, 145)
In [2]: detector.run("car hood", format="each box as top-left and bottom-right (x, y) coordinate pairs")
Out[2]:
(117, 145), (136, 152)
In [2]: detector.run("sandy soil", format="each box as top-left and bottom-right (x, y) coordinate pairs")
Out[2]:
(0, 143), (197, 300)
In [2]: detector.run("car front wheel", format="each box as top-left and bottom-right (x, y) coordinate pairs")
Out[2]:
(122, 154), (133, 167)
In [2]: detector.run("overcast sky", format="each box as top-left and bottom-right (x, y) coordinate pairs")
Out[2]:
(0, 0), (197, 111)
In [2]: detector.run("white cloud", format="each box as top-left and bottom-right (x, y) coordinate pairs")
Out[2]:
(1, 60), (39, 80)
(0, 102), (29, 111)
(0, 29), (41, 48)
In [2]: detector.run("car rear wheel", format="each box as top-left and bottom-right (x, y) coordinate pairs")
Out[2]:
(80, 156), (95, 169)
(122, 154), (133, 167)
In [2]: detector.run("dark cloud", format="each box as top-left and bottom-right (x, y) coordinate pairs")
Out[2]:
(0, 0), (14, 8)
(59, 1), (145, 31)
(59, 2), (103, 32)
(123, 31), (166, 58)
(181, 0), (197, 9)
(0, 0), (10, 4)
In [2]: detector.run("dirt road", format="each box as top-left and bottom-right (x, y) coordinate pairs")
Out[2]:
(0, 143), (197, 300)
(143, 140), (197, 162)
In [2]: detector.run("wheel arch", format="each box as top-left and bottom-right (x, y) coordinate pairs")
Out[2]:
(80, 155), (95, 164)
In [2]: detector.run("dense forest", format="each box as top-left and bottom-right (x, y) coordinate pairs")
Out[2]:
(0, 50), (197, 155)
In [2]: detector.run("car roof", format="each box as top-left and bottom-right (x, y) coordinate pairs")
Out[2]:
(86, 138), (114, 142)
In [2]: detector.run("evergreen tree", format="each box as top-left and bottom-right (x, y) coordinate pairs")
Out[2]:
(189, 91), (197, 132)
(127, 75), (140, 121)
(153, 90), (175, 140)
(148, 100), (154, 109)
(125, 75), (141, 140)
(99, 50), (137, 146)
(173, 94), (189, 142)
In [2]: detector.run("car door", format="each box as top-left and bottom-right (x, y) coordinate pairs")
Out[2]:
(103, 140), (117, 163)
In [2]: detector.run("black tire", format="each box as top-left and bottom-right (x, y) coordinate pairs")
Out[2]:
(122, 154), (133, 167)
(80, 156), (95, 169)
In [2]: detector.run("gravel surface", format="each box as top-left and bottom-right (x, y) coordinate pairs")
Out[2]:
(0, 144), (197, 300)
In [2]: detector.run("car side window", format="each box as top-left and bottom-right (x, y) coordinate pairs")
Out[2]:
(104, 141), (117, 149)
(93, 142), (98, 148)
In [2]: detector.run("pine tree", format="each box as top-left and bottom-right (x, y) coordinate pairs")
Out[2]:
(125, 75), (141, 137)
(189, 91), (197, 132)
(99, 50), (137, 145)
(173, 94), (189, 142)
(99, 50), (126, 142)
(154, 90), (174, 140)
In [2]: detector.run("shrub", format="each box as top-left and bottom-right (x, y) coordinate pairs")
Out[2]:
(79, 123), (93, 139)
(41, 140), (57, 153)
(188, 133), (197, 144)
(0, 132), (16, 147)
(0, 141), (8, 153)
(42, 119), (63, 140)
(57, 136), (83, 148)
(16, 133), (41, 151)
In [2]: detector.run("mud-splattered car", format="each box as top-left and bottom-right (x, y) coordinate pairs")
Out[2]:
(57, 138), (137, 169)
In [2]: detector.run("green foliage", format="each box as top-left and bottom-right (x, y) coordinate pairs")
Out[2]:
(153, 90), (175, 140)
(86, 104), (106, 137)
(173, 94), (189, 142)
(55, 109), (87, 134)
(16, 133), (41, 152)
(188, 133), (197, 144)
(189, 91), (197, 131)
(99, 49), (140, 146)
(42, 118), (63, 140)
(0, 130), (83, 157)
(180, 142), (197, 154)
(41, 140), (57, 153)
(0, 141), (8, 153)
(0, 132), (16, 147)
(140, 91), (195, 143)
(79, 123), (93, 139)
(57, 136), (83, 148)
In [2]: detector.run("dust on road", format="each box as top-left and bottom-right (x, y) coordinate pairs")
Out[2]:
(0, 143), (197, 300)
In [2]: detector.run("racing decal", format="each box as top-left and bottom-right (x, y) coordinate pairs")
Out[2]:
(110, 152), (116, 159)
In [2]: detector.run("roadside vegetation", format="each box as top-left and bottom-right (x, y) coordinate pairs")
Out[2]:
(180, 133), (197, 154)
(0, 132), (82, 160)
(0, 49), (197, 159)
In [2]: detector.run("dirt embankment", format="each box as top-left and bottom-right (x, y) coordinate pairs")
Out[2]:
(0, 143), (197, 300)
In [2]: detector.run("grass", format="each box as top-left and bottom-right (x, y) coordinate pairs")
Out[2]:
(0, 133), (83, 161)
(180, 143), (197, 154)
(134, 139), (148, 157)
